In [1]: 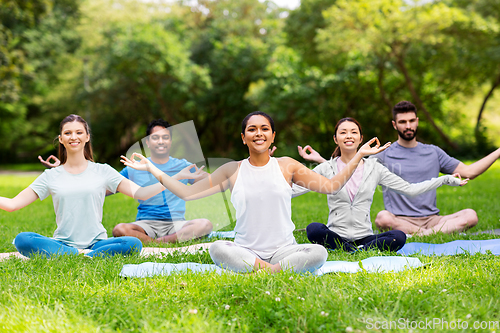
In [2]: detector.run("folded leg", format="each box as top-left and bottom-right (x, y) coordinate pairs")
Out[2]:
(270, 243), (328, 273)
(14, 232), (78, 258)
(88, 237), (142, 257)
(355, 231), (406, 252)
(208, 240), (258, 273)
(306, 222), (356, 252)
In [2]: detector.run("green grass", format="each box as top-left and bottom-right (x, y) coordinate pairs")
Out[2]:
(1, 162), (500, 332)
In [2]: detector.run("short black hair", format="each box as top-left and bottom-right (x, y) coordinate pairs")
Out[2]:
(392, 101), (417, 120)
(146, 119), (172, 136)
(241, 111), (275, 134)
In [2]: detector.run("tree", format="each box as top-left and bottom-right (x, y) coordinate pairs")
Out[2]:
(316, 0), (498, 150)
(84, 22), (212, 160)
(0, 0), (82, 161)
(449, 0), (500, 146)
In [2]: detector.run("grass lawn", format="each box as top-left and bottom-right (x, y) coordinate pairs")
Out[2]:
(1, 162), (500, 332)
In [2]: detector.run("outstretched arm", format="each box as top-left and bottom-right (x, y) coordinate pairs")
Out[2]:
(115, 179), (166, 201)
(453, 148), (500, 179)
(0, 188), (39, 212)
(379, 166), (467, 197)
(121, 153), (237, 200)
(292, 138), (391, 194)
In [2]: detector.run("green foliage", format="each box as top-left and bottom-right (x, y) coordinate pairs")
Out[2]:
(0, 0), (82, 162)
(1, 0), (500, 164)
(86, 22), (212, 160)
(284, 0), (338, 65)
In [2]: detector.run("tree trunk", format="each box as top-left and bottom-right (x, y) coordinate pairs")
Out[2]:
(395, 53), (458, 150)
(476, 71), (500, 134)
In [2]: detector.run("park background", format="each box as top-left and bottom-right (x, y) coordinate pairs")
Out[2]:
(1, 0), (500, 332)
(1, 0), (500, 167)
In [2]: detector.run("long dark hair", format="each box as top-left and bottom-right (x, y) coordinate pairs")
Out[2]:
(332, 117), (363, 158)
(58, 114), (94, 164)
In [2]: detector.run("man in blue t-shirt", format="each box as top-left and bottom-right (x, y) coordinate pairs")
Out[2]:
(374, 101), (500, 236)
(112, 119), (213, 243)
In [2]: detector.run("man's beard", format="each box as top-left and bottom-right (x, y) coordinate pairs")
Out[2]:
(397, 128), (417, 141)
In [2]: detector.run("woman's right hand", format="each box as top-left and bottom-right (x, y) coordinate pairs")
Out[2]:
(357, 138), (391, 157)
(175, 164), (207, 181)
(298, 145), (327, 164)
(120, 153), (152, 171)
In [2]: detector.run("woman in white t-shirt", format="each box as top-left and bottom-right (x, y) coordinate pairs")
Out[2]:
(0, 114), (162, 258)
(293, 117), (468, 252)
(121, 112), (390, 273)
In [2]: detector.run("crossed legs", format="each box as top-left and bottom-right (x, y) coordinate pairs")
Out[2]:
(375, 209), (478, 236)
(208, 240), (328, 274)
(306, 222), (406, 252)
(113, 218), (213, 244)
(14, 232), (142, 258)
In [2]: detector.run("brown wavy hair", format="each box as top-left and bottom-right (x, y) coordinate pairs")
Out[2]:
(58, 114), (94, 164)
(332, 117), (363, 158)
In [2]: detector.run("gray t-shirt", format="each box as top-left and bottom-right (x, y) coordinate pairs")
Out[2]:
(375, 142), (460, 217)
(29, 161), (124, 248)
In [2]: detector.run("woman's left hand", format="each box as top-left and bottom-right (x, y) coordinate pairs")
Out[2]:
(452, 173), (469, 186)
(357, 137), (391, 157)
(120, 153), (152, 171)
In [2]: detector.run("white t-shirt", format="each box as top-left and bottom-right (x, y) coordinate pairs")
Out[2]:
(29, 161), (124, 248)
(231, 158), (295, 259)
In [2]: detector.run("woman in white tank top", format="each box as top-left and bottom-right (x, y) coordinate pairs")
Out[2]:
(121, 112), (390, 273)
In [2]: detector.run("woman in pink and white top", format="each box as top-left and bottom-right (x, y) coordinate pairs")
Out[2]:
(293, 118), (468, 252)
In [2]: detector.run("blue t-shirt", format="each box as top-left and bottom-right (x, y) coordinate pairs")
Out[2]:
(374, 142), (460, 217)
(120, 157), (194, 221)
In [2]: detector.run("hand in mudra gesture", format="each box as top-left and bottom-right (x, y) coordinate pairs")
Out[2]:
(451, 173), (469, 187)
(357, 137), (391, 157)
(176, 164), (207, 181)
(120, 153), (152, 171)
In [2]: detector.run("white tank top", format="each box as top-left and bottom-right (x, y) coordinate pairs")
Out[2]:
(231, 157), (296, 259)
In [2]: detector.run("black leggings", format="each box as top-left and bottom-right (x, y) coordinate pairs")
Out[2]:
(306, 222), (406, 252)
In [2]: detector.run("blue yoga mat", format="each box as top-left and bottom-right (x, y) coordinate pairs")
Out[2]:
(397, 239), (500, 256)
(120, 262), (223, 278)
(314, 256), (423, 275)
(206, 231), (236, 239)
(119, 256), (423, 278)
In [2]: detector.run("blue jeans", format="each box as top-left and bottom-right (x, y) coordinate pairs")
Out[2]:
(306, 222), (406, 252)
(14, 232), (143, 258)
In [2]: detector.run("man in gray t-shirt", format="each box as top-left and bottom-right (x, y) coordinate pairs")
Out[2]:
(374, 101), (500, 236)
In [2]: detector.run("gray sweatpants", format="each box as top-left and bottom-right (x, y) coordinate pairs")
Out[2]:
(209, 240), (328, 273)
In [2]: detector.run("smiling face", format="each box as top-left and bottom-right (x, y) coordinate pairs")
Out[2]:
(393, 111), (418, 141)
(334, 121), (363, 154)
(241, 115), (275, 153)
(146, 126), (172, 158)
(58, 121), (90, 154)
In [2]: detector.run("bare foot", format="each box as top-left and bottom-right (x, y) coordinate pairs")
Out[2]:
(156, 234), (177, 243)
(414, 228), (435, 237)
